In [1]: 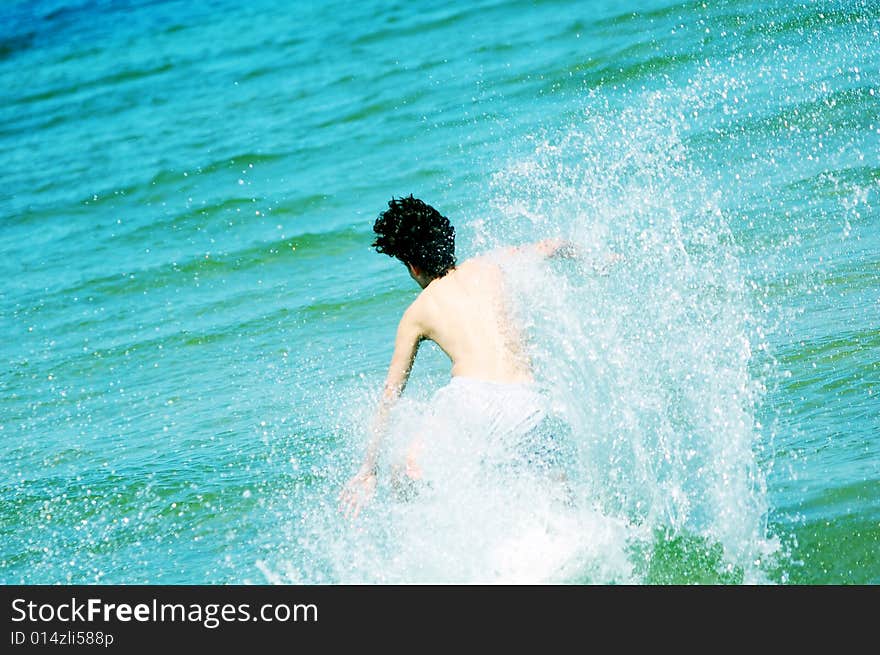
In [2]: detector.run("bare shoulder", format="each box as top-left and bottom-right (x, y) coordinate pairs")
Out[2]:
(399, 294), (429, 334)
(459, 257), (505, 289)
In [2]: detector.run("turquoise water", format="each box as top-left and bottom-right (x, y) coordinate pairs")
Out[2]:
(1, 0), (878, 583)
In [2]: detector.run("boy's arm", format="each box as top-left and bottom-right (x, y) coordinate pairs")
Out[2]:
(360, 307), (423, 474)
(533, 237), (576, 258)
(339, 305), (423, 519)
(505, 238), (621, 270)
(497, 238), (578, 258)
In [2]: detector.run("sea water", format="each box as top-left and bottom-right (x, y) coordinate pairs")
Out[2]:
(1, 0), (877, 584)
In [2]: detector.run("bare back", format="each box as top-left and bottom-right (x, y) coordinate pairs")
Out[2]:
(409, 256), (533, 384)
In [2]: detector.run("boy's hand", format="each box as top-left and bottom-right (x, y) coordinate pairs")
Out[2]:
(338, 470), (377, 521)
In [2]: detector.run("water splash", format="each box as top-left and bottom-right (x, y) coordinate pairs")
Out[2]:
(258, 84), (780, 584)
(481, 85), (780, 582)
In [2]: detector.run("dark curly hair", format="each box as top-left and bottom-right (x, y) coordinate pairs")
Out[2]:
(372, 196), (456, 278)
